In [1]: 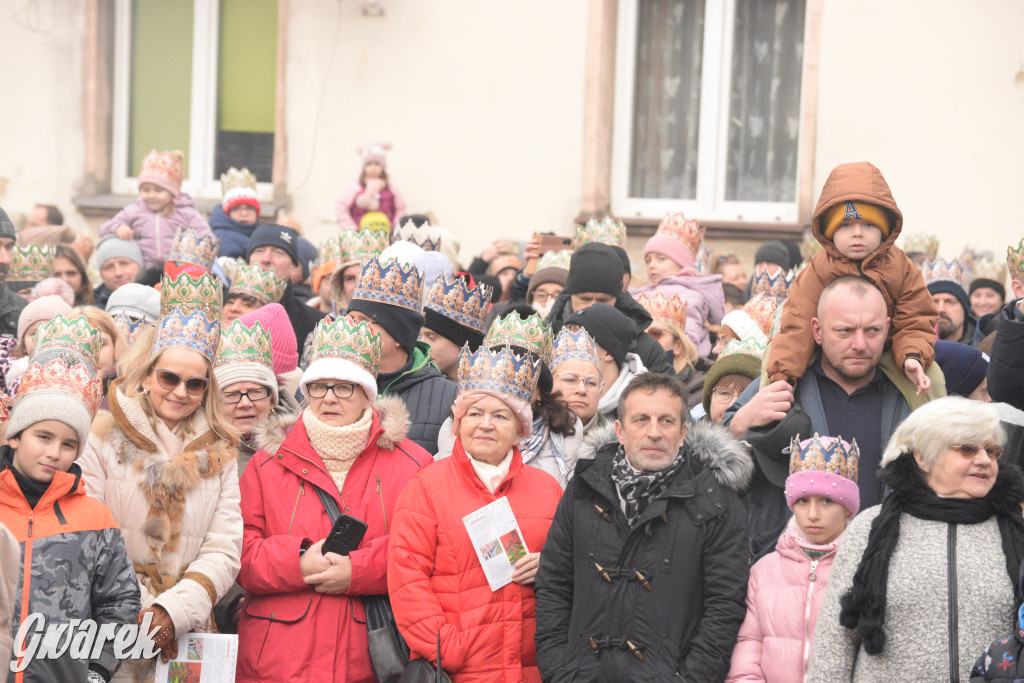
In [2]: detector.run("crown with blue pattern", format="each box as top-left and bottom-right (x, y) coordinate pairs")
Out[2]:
(921, 257), (968, 291)
(424, 274), (492, 334)
(168, 229), (220, 271)
(394, 222), (442, 252)
(350, 256), (423, 312)
(788, 433), (860, 481)
(457, 345), (541, 405)
(751, 267), (794, 302)
(551, 327), (600, 369)
(114, 313), (149, 345)
(153, 309), (221, 361)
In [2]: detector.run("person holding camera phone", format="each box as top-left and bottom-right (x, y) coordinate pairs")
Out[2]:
(235, 317), (430, 682)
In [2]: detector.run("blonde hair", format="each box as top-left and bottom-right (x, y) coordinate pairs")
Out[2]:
(881, 396), (1004, 468)
(71, 306), (125, 369)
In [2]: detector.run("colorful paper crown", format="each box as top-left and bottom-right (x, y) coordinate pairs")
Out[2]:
(768, 299), (785, 340)
(139, 149), (184, 190)
(33, 314), (103, 369)
(153, 309), (221, 361)
(17, 354), (103, 417)
(394, 223), (441, 252)
(351, 257), (423, 312)
(220, 166), (257, 193)
(574, 217), (626, 248)
(341, 228), (391, 266)
(309, 317), (381, 377)
(551, 327), (600, 369)
(168, 229), (219, 271)
(1007, 239), (1024, 280)
(634, 291), (688, 332)
(719, 337), (768, 361)
(921, 257), (968, 291)
(741, 293), (778, 337)
(9, 244), (54, 283)
(654, 211), (704, 256)
(457, 345), (541, 405)
(694, 244), (712, 274)
(484, 312), (553, 366)
(751, 268), (794, 302)
(318, 236), (343, 266)
(229, 263), (287, 304)
(903, 232), (940, 260)
(114, 313), (149, 345)
(0, 391), (10, 424)
(535, 249), (573, 272)
(424, 274), (492, 334)
(215, 320), (273, 370)
(972, 257), (1007, 285)
(788, 433), (859, 481)
(801, 229), (822, 260)
(160, 271), (223, 319)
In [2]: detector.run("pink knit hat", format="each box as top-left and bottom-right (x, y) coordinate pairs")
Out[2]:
(238, 303), (298, 374)
(17, 295), (72, 347)
(785, 434), (860, 516)
(643, 212), (703, 270)
(360, 142), (391, 169)
(30, 278), (75, 306)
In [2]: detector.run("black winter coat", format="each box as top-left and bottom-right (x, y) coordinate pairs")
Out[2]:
(0, 285), (27, 338)
(380, 343), (457, 455)
(281, 282), (324, 352)
(988, 299), (1024, 412)
(534, 420), (752, 682)
(971, 627), (1024, 682)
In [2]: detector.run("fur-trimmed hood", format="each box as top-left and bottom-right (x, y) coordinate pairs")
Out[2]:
(254, 394), (412, 456)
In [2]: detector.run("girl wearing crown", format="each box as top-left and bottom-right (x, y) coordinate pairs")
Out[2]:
(335, 142), (406, 230)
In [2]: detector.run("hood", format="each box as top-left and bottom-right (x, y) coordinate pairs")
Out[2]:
(811, 162), (903, 268)
(172, 192), (196, 209)
(384, 343), (442, 394)
(209, 204), (258, 235)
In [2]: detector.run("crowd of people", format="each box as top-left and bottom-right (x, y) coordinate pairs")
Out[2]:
(0, 147), (1023, 683)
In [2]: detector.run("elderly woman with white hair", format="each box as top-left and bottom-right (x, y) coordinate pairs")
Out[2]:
(807, 397), (1024, 683)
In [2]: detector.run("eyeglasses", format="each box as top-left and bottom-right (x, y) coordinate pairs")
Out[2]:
(950, 443), (1004, 460)
(555, 372), (603, 391)
(307, 382), (358, 399)
(711, 386), (741, 403)
(222, 387), (272, 404)
(532, 291), (558, 304)
(155, 369), (208, 396)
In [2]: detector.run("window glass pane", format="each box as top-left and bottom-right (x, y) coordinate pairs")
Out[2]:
(215, 0), (277, 181)
(629, 0), (705, 200)
(726, 0), (806, 202)
(129, 0), (194, 176)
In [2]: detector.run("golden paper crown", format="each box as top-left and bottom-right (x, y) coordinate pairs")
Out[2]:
(574, 217), (626, 248)
(535, 249), (573, 272)
(394, 223), (442, 252)
(751, 268), (794, 302)
(484, 312), (554, 366)
(153, 310), (221, 361)
(1007, 238), (1024, 280)
(33, 314), (103, 369)
(788, 433), (859, 481)
(215, 320), (273, 369)
(341, 229), (391, 267)
(551, 327), (600, 369)
(318, 236), (343, 266)
(17, 353), (103, 417)
(654, 211), (704, 256)
(457, 345), (541, 405)
(160, 271), (223, 319)
(971, 257), (1008, 286)
(309, 317), (381, 377)
(229, 263), (287, 304)
(220, 167), (258, 193)
(634, 291), (688, 332)
(424, 274), (492, 334)
(903, 232), (939, 260)
(9, 244), (54, 283)
(921, 257), (968, 291)
(351, 257), (423, 312)
(741, 293), (778, 337)
(168, 229), (220, 271)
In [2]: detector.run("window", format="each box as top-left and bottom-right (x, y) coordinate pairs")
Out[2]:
(110, 0), (278, 198)
(612, 0), (808, 223)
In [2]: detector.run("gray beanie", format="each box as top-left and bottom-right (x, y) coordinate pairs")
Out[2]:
(0, 207), (15, 241)
(96, 235), (145, 268)
(106, 283), (161, 322)
(7, 351), (99, 455)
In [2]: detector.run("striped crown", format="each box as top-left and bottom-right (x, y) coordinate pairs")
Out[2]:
(309, 317), (381, 377)
(654, 211), (704, 256)
(351, 257), (423, 312)
(535, 249), (573, 272)
(751, 268), (794, 302)
(17, 353), (103, 418)
(394, 223), (442, 252)
(160, 271), (223, 319)
(341, 228), (391, 266)
(215, 320), (273, 370)
(153, 309), (221, 361)
(33, 314), (103, 369)
(114, 313), (149, 345)
(694, 244), (712, 274)
(574, 217), (626, 248)
(457, 345), (541, 405)
(484, 312), (553, 366)
(972, 257), (1008, 285)
(229, 263), (287, 304)
(742, 293), (778, 337)
(903, 232), (940, 260)
(719, 337), (768, 361)
(788, 433), (859, 481)
(921, 257), (968, 291)
(1007, 238), (1024, 280)
(425, 274), (492, 334)
(168, 229), (219, 271)
(551, 327), (600, 369)
(634, 291), (688, 332)
(9, 245), (54, 283)
(220, 166), (257, 193)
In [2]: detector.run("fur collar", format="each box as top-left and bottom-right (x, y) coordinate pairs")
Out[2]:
(254, 394), (412, 455)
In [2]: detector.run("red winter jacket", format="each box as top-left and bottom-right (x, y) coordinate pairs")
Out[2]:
(236, 398), (430, 683)
(388, 439), (563, 683)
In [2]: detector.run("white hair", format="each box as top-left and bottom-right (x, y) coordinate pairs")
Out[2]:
(881, 396), (1005, 468)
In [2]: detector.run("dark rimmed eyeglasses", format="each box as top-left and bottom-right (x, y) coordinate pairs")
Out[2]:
(222, 387), (272, 404)
(155, 369), (208, 396)
(306, 382), (357, 399)
(950, 443), (1004, 460)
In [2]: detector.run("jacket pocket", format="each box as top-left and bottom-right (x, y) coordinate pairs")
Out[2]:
(243, 595), (312, 623)
(243, 595), (313, 674)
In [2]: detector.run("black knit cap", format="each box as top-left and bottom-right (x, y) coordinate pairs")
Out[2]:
(0, 207), (15, 241)
(247, 224), (300, 265)
(754, 240), (792, 271)
(565, 303), (638, 368)
(423, 308), (484, 351)
(609, 245), (631, 275)
(565, 243), (624, 297)
(347, 298), (424, 358)
(969, 278), (1006, 302)
(927, 280), (971, 319)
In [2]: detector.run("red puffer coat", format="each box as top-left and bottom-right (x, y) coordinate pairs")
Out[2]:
(236, 397), (430, 683)
(388, 439), (563, 683)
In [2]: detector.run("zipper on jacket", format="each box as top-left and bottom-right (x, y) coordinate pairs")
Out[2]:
(287, 481), (305, 535)
(377, 477), (388, 534)
(803, 558), (819, 672)
(947, 523), (959, 682)
(155, 216), (162, 261)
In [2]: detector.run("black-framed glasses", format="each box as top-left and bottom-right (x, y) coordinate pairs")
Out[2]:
(306, 382), (357, 399)
(950, 443), (1004, 460)
(155, 369), (208, 396)
(222, 387), (272, 404)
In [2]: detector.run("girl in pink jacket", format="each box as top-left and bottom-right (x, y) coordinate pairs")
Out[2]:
(726, 435), (860, 683)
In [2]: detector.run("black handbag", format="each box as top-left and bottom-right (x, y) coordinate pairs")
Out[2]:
(397, 631), (451, 683)
(311, 484), (411, 682)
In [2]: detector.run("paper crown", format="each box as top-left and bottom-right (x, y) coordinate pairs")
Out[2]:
(215, 319), (273, 370)
(535, 249), (573, 272)
(1007, 238), (1024, 280)
(634, 291), (688, 332)
(33, 314), (103, 369)
(308, 317), (381, 377)
(114, 313), (149, 345)
(168, 229), (219, 271)
(972, 257), (1008, 285)
(921, 257), (968, 291)
(654, 211), (704, 256)
(220, 167), (258, 193)
(17, 353), (103, 417)
(484, 312), (554, 367)
(394, 223), (441, 252)
(719, 337), (768, 361)
(139, 149), (184, 191)
(751, 268), (794, 302)
(551, 327), (600, 369)
(788, 433), (859, 481)
(160, 271), (223, 319)
(741, 293), (778, 337)
(153, 309), (221, 361)
(457, 345), (541, 405)
(341, 228), (391, 266)
(768, 299), (786, 340)
(574, 217), (626, 248)
(229, 263), (287, 304)
(318, 236), (343, 266)
(9, 245), (54, 283)
(424, 274), (492, 334)
(903, 232), (940, 260)
(694, 244), (712, 274)
(0, 391), (10, 424)
(801, 229), (822, 260)
(351, 256), (423, 312)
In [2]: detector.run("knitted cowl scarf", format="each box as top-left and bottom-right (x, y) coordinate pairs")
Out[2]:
(839, 452), (1024, 655)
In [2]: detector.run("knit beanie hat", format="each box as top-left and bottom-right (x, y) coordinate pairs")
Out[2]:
(701, 337), (765, 413)
(30, 278), (75, 306)
(247, 224), (299, 265)
(927, 280), (971, 319)
(360, 141), (390, 169)
(137, 149), (185, 197)
(17, 295), (72, 347)
(527, 264), (570, 303)
(0, 206), (15, 241)
(785, 434), (860, 516)
(214, 320), (279, 404)
(609, 245), (632, 275)
(238, 303), (298, 374)
(753, 241), (793, 271)
(822, 201), (892, 240)
(565, 243), (624, 297)
(969, 278), (1006, 302)
(933, 340), (988, 397)
(96, 234), (145, 269)
(346, 257), (424, 357)
(644, 232), (695, 271)
(106, 283), (160, 322)
(564, 303), (637, 368)
(222, 187), (260, 215)
(297, 237), (318, 280)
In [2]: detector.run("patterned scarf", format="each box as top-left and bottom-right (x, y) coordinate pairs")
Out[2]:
(518, 417), (569, 479)
(609, 444), (686, 528)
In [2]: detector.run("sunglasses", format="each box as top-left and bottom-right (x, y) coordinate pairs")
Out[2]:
(950, 443), (1003, 460)
(155, 369), (209, 396)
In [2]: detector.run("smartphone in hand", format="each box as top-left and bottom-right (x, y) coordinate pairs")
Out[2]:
(322, 514), (368, 556)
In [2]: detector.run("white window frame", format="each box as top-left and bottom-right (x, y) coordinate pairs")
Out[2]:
(611, 0), (808, 224)
(110, 0), (274, 200)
